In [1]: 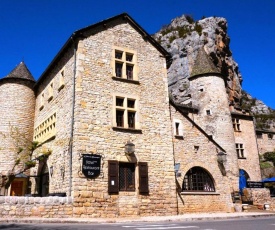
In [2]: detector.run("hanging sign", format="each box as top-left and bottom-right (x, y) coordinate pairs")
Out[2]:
(82, 154), (101, 178)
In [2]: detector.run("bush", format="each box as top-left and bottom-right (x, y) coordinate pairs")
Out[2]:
(260, 161), (273, 169)
(263, 152), (275, 164)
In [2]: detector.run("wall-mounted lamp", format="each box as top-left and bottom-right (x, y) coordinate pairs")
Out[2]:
(50, 166), (54, 177)
(125, 141), (135, 155)
(217, 152), (227, 164)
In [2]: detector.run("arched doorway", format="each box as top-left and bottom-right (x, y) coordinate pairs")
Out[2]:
(36, 160), (49, 197)
(239, 169), (250, 195)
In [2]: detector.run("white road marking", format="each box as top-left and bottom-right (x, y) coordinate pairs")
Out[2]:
(135, 226), (199, 230)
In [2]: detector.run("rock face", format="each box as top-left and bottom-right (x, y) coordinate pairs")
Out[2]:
(154, 15), (275, 130)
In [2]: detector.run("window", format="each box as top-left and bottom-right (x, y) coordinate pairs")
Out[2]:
(34, 113), (57, 143)
(182, 167), (215, 192)
(119, 163), (135, 191)
(232, 118), (241, 132)
(39, 93), (44, 110)
(114, 96), (138, 129)
(206, 110), (211, 115)
(173, 119), (183, 136)
(48, 82), (53, 101)
(256, 133), (263, 139)
(236, 143), (244, 158)
(268, 134), (274, 140)
(113, 47), (137, 81)
(108, 161), (148, 194)
(58, 69), (65, 91)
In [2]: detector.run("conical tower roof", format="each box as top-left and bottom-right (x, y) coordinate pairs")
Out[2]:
(4, 62), (35, 81)
(190, 47), (220, 78)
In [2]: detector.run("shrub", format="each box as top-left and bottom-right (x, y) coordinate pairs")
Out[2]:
(185, 15), (194, 24)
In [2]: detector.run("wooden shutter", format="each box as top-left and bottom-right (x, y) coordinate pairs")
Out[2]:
(138, 162), (149, 194)
(108, 160), (119, 194)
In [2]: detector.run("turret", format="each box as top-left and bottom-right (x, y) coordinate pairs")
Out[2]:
(0, 62), (35, 194)
(189, 47), (239, 191)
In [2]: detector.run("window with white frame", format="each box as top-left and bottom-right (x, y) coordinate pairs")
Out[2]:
(113, 47), (137, 81)
(114, 96), (138, 129)
(173, 119), (183, 136)
(236, 143), (245, 158)
(232, 118), (241, 132)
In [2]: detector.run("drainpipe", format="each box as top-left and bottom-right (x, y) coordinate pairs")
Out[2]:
(69, 35), (77, 197)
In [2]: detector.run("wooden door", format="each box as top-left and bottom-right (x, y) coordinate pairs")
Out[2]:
(10, 181), (23, 196)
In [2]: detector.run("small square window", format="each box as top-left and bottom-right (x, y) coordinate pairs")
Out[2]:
(127, 99), (135, 108)
(115, 51), (123, 59)
(257, 133), (263, 139)
(126, 53), (133, 62)
(206, 110), (211, 115)
(268, 134), (273, 140)
(116, 98), (124, 107)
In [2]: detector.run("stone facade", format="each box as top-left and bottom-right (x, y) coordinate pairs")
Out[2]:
(0, 13), (269, 218)
(256, 130), (275, 155)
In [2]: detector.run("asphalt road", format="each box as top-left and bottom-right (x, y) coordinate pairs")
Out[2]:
(0, 217), (275, 230)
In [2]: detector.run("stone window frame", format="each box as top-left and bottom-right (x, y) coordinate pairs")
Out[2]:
(58, 68), (65, 91)
(48, 81), (54, 102)
(39, 93), (45, 111)
(232, 118), (241, 132)
(108, 161), (148, 194)
(173, 119), (183, 137)
(236, 143), (245, 159)
(206, 109), (212, 116)
(112, 46), (139, 82)
(112, 93), (140, 131)
(34, 112), (57, 143)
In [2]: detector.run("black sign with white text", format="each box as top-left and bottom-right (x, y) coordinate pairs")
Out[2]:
(246, 181), (264, 188)
(82, 154), (101, 178)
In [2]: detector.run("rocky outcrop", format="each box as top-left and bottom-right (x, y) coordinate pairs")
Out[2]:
(154, 15), (242, 107)
(154, 14), (275, 130)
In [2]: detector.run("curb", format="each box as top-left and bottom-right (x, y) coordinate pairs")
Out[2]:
(1, 212), (275, 224)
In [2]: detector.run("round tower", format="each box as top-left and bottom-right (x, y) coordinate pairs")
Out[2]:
(0, 62), (35, 193)
(189, 47), (239, 191)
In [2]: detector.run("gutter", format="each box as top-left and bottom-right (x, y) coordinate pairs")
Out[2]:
(68, 35), (77, 197)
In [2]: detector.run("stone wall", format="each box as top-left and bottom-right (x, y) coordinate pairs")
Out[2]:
(257, 132), (275, 155)
(170, 105), (234, 213)
(0, 79), (35, 195)
(189, 75), (239, 191)
(233, 115), (261, 181)
(0, 196), (73, 218)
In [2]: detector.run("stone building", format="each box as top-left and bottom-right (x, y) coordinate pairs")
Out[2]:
(0, 13), (269, 217)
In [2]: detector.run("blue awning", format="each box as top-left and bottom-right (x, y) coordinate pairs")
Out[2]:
(262, 177), (275, 183)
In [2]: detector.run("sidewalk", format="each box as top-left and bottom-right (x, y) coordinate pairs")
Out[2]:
(1, 211), (275, 224)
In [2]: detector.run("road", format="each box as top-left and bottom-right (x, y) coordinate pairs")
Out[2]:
(0, 217), (275, 230)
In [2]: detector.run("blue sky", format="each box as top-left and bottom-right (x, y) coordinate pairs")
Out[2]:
(1, 0), (274, 109)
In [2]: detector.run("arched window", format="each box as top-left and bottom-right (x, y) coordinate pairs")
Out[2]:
(182, 167), (215, 192)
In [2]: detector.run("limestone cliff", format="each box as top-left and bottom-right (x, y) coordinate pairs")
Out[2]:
(154, 15), (275, 131)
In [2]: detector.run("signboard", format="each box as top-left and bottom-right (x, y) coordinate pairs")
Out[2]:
(82, 154), (101, 178)
(246, 181), (264, 188)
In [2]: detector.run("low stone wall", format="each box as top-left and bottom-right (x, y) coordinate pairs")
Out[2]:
(0, 196), (73, 218)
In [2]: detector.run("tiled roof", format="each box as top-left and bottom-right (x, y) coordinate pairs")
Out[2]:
(190, 47), (220, 78)
(4, 62), (35, 81)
